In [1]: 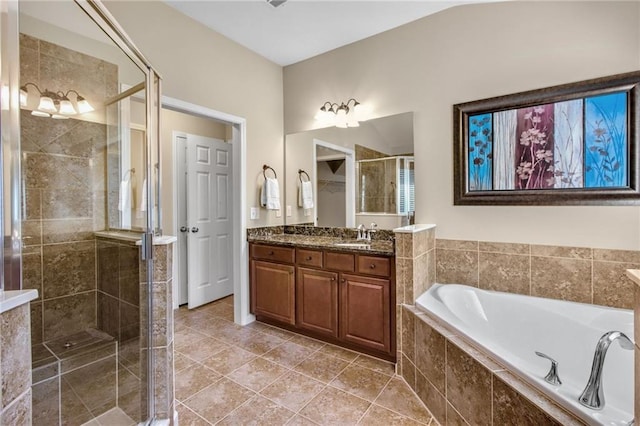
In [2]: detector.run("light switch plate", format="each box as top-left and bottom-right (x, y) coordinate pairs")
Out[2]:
(286, 205), (292, 217)
(250, 207), (259, 220)
(275, 209), (282, 218)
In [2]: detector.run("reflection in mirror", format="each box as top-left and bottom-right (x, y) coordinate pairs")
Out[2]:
(285, 112), (414, 229)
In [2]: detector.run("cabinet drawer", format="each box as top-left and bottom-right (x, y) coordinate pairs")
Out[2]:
(296, 248), (323, 268)
(325, 252), (355, 272)
(357, 255), (391, 277)
(251, 244), (295, 263)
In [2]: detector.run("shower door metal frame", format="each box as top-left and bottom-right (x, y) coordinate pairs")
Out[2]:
(72, 0), (163, 422)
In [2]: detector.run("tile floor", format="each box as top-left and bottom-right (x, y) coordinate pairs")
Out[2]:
(175, 296), (436, 425)
(81, 407), (136, 426)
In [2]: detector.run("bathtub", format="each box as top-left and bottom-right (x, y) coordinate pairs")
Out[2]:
(415, 284), (634, 426)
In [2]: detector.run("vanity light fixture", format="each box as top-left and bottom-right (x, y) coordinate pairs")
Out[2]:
(315, 98), (363, 128)
(20, 82), (94, 119)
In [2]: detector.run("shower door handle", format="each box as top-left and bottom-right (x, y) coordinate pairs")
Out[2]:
(191, 227), (199, 233)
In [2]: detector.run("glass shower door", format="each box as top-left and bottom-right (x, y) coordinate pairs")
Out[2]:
(16, 0), (162, 424)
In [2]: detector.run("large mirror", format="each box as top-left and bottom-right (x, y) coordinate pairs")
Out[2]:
(284, 112), (414, 230)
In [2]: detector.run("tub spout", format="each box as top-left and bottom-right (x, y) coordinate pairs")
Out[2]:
(578, 331), (633, 410)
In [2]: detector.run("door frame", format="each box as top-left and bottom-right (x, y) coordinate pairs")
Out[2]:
(312, 138), (355, 228)
(165, 95), (253, 325)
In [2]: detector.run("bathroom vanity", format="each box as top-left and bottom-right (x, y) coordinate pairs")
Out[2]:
(248, 231), (396, 361)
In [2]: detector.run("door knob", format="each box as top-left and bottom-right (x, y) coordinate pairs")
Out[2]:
(191, 227), (199, 233)
(180, 226), (188, 233)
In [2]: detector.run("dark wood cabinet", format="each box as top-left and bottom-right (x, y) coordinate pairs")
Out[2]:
(340, 274), (390, 353)
(249, 242), (395, 360)
(296, 267), (338, 338)
(250, 258), (295, 325)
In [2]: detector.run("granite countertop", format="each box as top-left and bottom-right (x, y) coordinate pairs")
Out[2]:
(247, 233), (395, 256)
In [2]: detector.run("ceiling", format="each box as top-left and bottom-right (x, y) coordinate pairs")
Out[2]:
(164, 0), (502, 66)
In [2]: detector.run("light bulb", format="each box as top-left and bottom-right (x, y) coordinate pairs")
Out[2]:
(37, 96), (57, 113)
(51, 114), (69, 120)
(346, 116), (360, 127)
(58, 100), (76, 115)
(76, 98), (94, 114)
(31, 110), (50, 117)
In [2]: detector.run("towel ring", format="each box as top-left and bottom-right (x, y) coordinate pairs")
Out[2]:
(298, 169), (310, 183)
(123, 168), (135, 180)
(262, 164), (277, 179)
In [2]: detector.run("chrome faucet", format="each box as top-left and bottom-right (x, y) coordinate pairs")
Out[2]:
(356, 223), (378, 242)
(579, 331), (634, 410)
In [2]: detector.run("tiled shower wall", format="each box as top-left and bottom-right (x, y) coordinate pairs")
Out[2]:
(19, 33), (117, 343)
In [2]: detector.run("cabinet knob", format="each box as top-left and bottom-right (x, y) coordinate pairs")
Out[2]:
(370, 264), (376, 269)
(330, 277), (335, 281)
(341, 278), (345, 283)
(306, 256), (312, 261)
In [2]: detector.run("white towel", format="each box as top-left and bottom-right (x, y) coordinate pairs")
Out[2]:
(118, 179), (131, 212)
(261, 177), (281, 210)
(139, 179), (147, 213)
(301, 181), (314, 209)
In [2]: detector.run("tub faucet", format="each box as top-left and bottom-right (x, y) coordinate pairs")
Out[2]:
(578, 331), (634, 410)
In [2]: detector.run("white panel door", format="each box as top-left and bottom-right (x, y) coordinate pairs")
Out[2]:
(187, 134), (233, 309)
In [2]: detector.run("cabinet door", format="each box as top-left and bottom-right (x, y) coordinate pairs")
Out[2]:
(251, 260), (295, 325)
(339, 274), (391, 354)
(296, 267), (338, 338)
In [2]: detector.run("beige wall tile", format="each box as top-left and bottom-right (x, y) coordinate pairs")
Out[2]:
(492, 374), (561, 425)
(494, 371), (583, 425)
(594, 248), (640, 263)
(42, 218), (94, 244)
(436, 249), (478, 286)
(593, 261), (639, 309)
(42, 241), (96, 299)
(401, 355), (416, 390)
(415, 314), (445, 393)
(43, 292), (97, 341)
(414, 230), (428, 257)
(396, 257), (413, 305)
(395, 233), (412, 258)
(426, 249), (436, 290)
(401, 305), (415, 364)
(478, 252), (529, 295)
(22, 220), (42, 247)
(426, 228), (435, 252)
(436, 239), (478, 251)
(30, 302), (43, 345)
(412, 253), (428, 301)
(415, 371), (446, 425)
(479, 241), (529, 255)
(531, 244), (592, 259)
(22, 246), (42, 300)
(1, 304), (31, 407)
(445, 341), (492, 425)
(1, 389), (32, 425)
(531, 257), (592, 303)
(446, 402), (468, 425)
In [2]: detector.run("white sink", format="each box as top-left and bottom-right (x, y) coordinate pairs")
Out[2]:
(333, 242), (371, 249)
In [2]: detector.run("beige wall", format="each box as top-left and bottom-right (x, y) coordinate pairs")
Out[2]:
(284, 1), (640, 250)
(105, 1), (285, 228)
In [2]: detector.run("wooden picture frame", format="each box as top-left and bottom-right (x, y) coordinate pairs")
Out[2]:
(453, 71), (640, 205)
